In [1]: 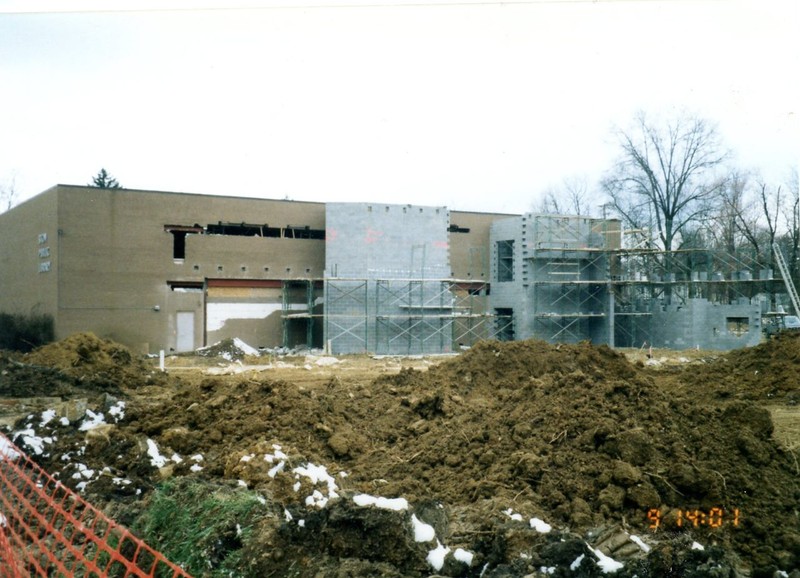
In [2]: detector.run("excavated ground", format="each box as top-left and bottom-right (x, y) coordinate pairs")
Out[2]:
(1, 333), (800, 577)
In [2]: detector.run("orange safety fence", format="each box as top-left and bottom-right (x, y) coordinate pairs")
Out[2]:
(0, 432), (193, 578)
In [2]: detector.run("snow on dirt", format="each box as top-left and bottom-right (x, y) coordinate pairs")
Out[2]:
(1, 332), (800, 576)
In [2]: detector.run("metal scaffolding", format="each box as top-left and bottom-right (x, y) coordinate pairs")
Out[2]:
(512, 213), (790, 347)
(524, 244), (787, 347)
(323, 278), (505, 355)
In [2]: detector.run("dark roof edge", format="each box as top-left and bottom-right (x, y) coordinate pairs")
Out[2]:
(49, 184), (522, 217)
(54, 184), (326, 206)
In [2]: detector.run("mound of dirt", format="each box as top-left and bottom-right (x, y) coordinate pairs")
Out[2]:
(0, 350), (79, 398)
(686, 332), (800, 402)
(94, 339), (798, 573)
(196, 337), (260, 361)
(22, 332), (152, 391)
(4, 336), (800, 576)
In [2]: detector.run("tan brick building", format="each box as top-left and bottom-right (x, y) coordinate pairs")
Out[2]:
(0, 186), (510, 354)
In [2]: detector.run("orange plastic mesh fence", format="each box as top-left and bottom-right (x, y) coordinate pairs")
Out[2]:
(0, 432), (193, 578)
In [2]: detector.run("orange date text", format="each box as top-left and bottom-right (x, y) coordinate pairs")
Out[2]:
(647, 508), (740, 530)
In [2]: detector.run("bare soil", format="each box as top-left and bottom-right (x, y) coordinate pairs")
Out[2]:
(2, 333), (800, 577)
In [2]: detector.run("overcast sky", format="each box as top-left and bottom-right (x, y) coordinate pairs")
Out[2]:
(0, 0), (797, 214)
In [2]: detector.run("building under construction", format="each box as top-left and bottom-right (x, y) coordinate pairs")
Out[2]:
(0, 185), (793, 355)
(489, 213), (793, 350)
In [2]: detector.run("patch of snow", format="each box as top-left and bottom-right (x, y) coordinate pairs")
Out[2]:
(0, 437), (21, 462)
(352, 494), (409, 511)
(59, 417), (70, 426)
(79, 410), (107, 431)
(108, 401), (126, 421)
(233, 337), (260, 356)
(312, 356), (341, 367)
(691, 542), (705, 551)
(293, 463), (339, 499)
(284, 509), (293, 522)
(629, 535), (651, 553)
(298, 520), (305, 528)
(426, 541), (450, 571)
(540, 567), (556, 575)
(14, 428), (51, 456)
(146, 439), (168, 468)
(190, 464), (203, 473)
(268, 461), (285, 478)
(530, 517), (552, 533)
(72, 463), (95, 480)
(411, 514), (436, 543)
(454, 548), (474, 566)
(587, 544), (624, 573)
(190, 454), (204, 462)
(571, 554), (586, 570)
(305, 489), (328, 508)
(503, 508), (523, 522)
(238, 479), (248, 488)
(40, 409), (57, 426)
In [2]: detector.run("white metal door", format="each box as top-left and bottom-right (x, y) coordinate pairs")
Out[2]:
(176, 311), (195, 352)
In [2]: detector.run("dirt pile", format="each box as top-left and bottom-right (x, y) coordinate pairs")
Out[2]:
(21, 332), (159, 392)
(685, 332), (800, 402)
(0, 350), (79, 398)
(2, 336), (799, 576)
(196, 338), (260, 361)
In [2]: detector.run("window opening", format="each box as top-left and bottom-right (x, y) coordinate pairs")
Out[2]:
(495, 308), (514, 341)
(497, 240), (514, 282)
(172, 231), (186, 259)
(726, 317), (749, 336)
(165, 225), (202, 260)
(204, 222), (325, 239)
(448, 224), (471, 233)
(168, 281), (203, 293)
(284, 225), (325, 240)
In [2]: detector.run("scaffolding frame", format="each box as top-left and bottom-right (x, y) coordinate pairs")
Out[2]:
(513, 212), (791, 347)
(525, 243), (787, 347)
(277, 277), (510, 354)
(281, 279), (319, 349)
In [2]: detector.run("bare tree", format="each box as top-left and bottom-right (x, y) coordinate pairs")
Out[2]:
(0, 175), (19, 213)
(782, 167), (800, 284)
(90, 168), (122, 189)
(602, 112), (729, 253)
(537, 175), (595, 216)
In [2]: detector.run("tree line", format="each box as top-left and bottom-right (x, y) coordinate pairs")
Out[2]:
(538, 111), (799, 292)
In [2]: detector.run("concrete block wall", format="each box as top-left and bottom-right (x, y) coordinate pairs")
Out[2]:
(488, 216), (528, 340)
(324, 203), (452, 354)
(490, 214), (613, 344)
(649, 298), (762, 350)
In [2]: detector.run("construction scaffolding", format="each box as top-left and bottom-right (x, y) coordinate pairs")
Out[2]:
(280, 279), (322, 349)
(320, 278), (506, 355)
(491, 213), (788, 350)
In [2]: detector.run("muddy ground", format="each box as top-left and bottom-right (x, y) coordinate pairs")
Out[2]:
(1, 333), (800, 577)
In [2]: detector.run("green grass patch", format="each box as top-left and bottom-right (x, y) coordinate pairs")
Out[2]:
(133, 478), (270, 577)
